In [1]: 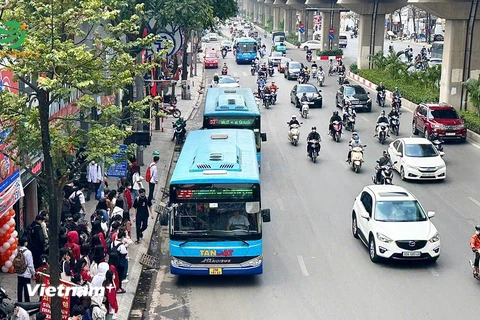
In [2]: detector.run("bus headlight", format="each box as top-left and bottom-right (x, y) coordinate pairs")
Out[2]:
(171, 257), (191, 267)
(240, 255), (263, 267)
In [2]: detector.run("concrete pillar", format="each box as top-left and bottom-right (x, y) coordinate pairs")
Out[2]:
(264, 5), (271, 27)
(273, 7), (281, 31)
(440, 19), (480, 108)
(284, 8), (294, 36)
(253, 2), (258, 22)
(306, 10), (315, 41)
(320, 11), (341, 51)
(357, 13), (385, 69)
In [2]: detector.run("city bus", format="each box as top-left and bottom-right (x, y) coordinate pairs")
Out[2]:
(163, 129), (272, 275)
(430, 41), (443, 66)
(203, 88), (267, 165)
(234, 37), (258, 64)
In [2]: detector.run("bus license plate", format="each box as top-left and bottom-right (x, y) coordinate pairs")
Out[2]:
(402, 251), (421, 257)
(209, 268), (222, 275)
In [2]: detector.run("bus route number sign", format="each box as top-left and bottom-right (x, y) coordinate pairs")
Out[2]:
(209, 118), (254, 127)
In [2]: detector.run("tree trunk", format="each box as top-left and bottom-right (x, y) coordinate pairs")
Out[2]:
(181, 38), (189, 81)
(134, 53), (145, 102)
(412, 8), (417, 39)
(397, 10), (403, 37)
(38, 89), (62, 320)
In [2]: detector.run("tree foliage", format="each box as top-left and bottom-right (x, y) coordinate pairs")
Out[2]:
(0, 0), (159, 318)
(463, 77), (480, 115)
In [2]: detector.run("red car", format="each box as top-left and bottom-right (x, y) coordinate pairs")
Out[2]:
(204, 49), (219, 68)
(277, 57), (291, 73)
(412, 103), (467, 141)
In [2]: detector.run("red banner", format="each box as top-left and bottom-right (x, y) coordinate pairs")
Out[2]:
(39, 274), (72, 320)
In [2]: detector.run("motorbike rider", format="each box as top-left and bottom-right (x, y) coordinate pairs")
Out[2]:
(388, 107), (400, 124)
(343, 102), (356, 123)
(299, 92), (309, 109)
(306, 127), (321, 157)
(269, 81), (278, 92)
(389, 42), (394, 53)
(213, 73), (219, 84)
(222, 63), (228, 73)
(375, 150), (393, 183)
(470, 225), (480, 276)
(311, 61), (318, 69)
(263, 85), (272, 104)
(346, 133), (362, 163)
(328, 111), (342, 135)
(221, 47), (227, 57)
(376, 82), (386, 104)
(328, 59), (335, 73)
(256, 76), (266, 96)
(375, 110), (390, 137)
(306, 48), (313, 60)
(260, 62), (267, 75)
(172, 117), (187, 141)
(288, 115), (300, 128)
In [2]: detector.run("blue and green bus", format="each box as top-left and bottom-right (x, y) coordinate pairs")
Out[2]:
(164, 129), (271, 275)
(234, 37), (258, 63)
(203, 88), (266, 165)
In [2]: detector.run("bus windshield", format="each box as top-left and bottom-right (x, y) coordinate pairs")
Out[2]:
(237, 43), (256, 53)
(431, 42), (443, 60)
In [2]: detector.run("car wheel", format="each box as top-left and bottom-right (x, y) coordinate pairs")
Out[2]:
(352, 213), (359, 239)
(400, 166), (406, 181)
(461, 136), (467, 143)
(369, 236), (380, 263)
(412, 121), (419, 135)
(304, 46), (308, 51)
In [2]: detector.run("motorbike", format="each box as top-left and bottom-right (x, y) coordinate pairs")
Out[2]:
(376, 122), (389, 144)
(268, 66), (274, 77)
(338, 72), (345, 85)
(271, 89), (277, 105)
(172, 121), (187, 145)
(328, 65), (336, 76)
(0, 286), (41, 319)
(308, 139), (321, 163)
(390, 115), (400, 136)
(287, 123), (302, 146)
(372, 162), (398, 185)
(258, 85), (266, 100)
(377, 91), (386, 107)
(469, 250), (480, 280)
(306, 52), (312, 62)
(301, 101), (310, 119)
(392, 96), (402, 109)
(311, 67), (318, 78)
(350, 145), (367, 173)
(331, 121), (343, 142)
(221, 50), (227, 58)
(317, 72), (325, 86)
(431, 136), (445, 157)
(251, 65), (256, 76)
(344, 112), (356, 132)
(221, 67), (228, 75)
(160, 104), (181, 118)
(263, 93), (272, 109)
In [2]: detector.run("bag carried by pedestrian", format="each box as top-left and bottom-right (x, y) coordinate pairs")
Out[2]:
(13, 248), (27, 274)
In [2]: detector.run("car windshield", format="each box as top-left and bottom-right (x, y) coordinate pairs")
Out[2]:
(290, 62), (302, 69)
(272, 52), (283, 57)
(345, 86), (365, 95)
(297, 86), (317, 93)
(374, 200), (427, 222)
(428, 109), (459, 119)
(404, 143), (438, 157)
(219, 77), (236, 83)
(206, 53), (217, 58)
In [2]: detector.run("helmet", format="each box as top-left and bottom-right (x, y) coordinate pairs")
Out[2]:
(271, 81), (275, 83)
(292, 115), (296, 119)
(395, 87), (398, 91)
(333, 111), (339, 116)
(383, 150), (388, 155)
(311, 127), (316, 131)
(303, 92), (307, 95)
(476, 225), (480, 231)
(352, 132), (358, 136)
(354, 136), (360, 141)
(381, 110), (385, 116)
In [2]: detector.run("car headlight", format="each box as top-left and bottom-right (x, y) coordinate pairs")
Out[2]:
(376, 232), (393, 243)
(432, 124), (444, 129)
(454, 124), (465, 130)
(429, 232), (440, 243)
(240, 255), (263, 267)
(367, 98), (371, 103)
(171, 257), (191, 267)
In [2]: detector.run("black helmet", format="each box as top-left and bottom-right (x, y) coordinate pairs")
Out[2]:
(383, 150), (388, 155)
(476, 225), (480, 231)
(333, 111), (338, 116)
(311, 127), (316, 130)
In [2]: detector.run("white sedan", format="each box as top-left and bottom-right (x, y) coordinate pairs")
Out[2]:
(387, 138), (446, 181)
(211, 76), (239, 88)
(352, 185), (440, 263)
(300, 40), (322, 51)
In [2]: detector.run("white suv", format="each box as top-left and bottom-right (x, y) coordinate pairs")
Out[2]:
(351, 185), (440, 263)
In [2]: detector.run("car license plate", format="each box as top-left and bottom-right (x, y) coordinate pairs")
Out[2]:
(445, 132), (455, 136)
(209, 268), (222, 275)
(402, 251), (421, 257)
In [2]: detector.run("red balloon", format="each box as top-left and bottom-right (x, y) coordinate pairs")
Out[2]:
(8, 227), (14, 234)
(14, 238), (18, 244)
(10, 244), (16, 251)
(5, 249), (12, 257)
(8, 266), (13, 273)
(9, 210), (14, 217)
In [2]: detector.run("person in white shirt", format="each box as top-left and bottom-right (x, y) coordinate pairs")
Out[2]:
(87, 161), (102, 201)
(12, 306), (29, 320)
(227, 211), (250, 231)
(69, 183), (87, 221)
(131, 165), (143, 201)
(147, 156), (159, 201)
(17, 237), (36, 302)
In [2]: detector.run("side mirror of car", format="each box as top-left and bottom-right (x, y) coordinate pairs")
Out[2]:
(318, 90), (322, 92)
(300, 122), (303, 124)
(360, 211), (370, 220)
(427, 211), (436, 218)
(397, 152), (403, 157)
(261, 209), (271, 222)
(261, 132), (267, 142)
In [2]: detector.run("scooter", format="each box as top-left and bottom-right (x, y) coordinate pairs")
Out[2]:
(172, 121), (187, 145)
(350, 145), (366, 173)
(263, 94), (272, 109)
(344, 112), (356, 132)
(377, 91), (386, 107)
(431, 137), (445, 157)
(267, 66), (274, 77)
(270, 89), (277, 105)
(306, 52), (312, 62)
(250, 65), (256, 76)
(372, 162), (398, 184)
(331, 121), (342, 142)
(221, 67), (228, 75)
(160, 104), (181, 118)
(317, 72), (325, 86)
(308, 139), (321, 163)
(301, 102), (310, 119)
(376, 122), (389, 144)
(392, 96), (402, 109)
(469, 250), (480, 280)
(0, 286), (41, 319)
(390, 115), (400, 136)
(311, 67), (318, 78)
(287, 123), (302, 146)
(338, 72), (345, 85)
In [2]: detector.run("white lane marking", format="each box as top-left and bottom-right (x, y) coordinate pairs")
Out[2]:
(297, 255), (309, 276)
(263, 161), (271, 171)
(242, 72), (248, 77)
(429, 268), (440, 277)
(329, 92), (334, 95)
(232, 72), (238, 77)
(276, 198), (285, 211)
(469, 197), (480, 207)
(360, 116), (370, 122)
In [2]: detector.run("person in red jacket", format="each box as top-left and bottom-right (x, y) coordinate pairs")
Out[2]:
(35, 254), (50, 283)
(108, 252), (125, 294)
(124, 182), (133, 209)
(91, 220), (107, 254)
(103, 270), (118, 318)
(65, 231), (80, 269)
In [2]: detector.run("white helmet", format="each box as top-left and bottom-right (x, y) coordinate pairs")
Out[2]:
(292, 115), (296, 119)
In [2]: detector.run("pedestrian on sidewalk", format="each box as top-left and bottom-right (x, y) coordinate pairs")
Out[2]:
(26, 214), (47, 269)
(146, 155), (159, 201)
(112, 230), (129, 284)
(133, 188), (154, 244)
(103, 270), (118, 320)
(131, 165), (143, 201)
(69, 182), (87, 222)
(16, 237), (35, 302)
(86, 160), (102, 201)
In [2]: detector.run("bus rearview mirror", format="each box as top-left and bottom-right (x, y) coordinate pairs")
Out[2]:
(261, 209), (271, 223)
(261, 132), (267, 142)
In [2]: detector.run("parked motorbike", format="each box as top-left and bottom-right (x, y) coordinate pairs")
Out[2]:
(311, 67), (318, 78)
(372, 162), (397, 185)
(350, 145), (366, 173)
(376, 122), (389, 144)
(301, 102), (310, 119)
(306, 52), (312, 62)
(338, 72), (345, 85)
(390, 115), (400, 136)
(308, 139), (321, 163)
(0, 286), (41, 319)
(221, 67), (228, 75)
(317, 72), (325, 86)
(172, 121), (187, 145)
(331, 121), (342, 142)
(160, 104), (181, 118)
(263, 94), (272, 109)
(268, 66), (274, 77)
(377, 91), (386, 107)
(287, 123), (302, 146)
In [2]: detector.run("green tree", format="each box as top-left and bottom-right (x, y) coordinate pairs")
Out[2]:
(0, 0), (158, 318)
(463, 77), (480, 115)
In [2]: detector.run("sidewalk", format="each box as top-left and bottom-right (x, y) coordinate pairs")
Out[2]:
(0, 62), (205, 319)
